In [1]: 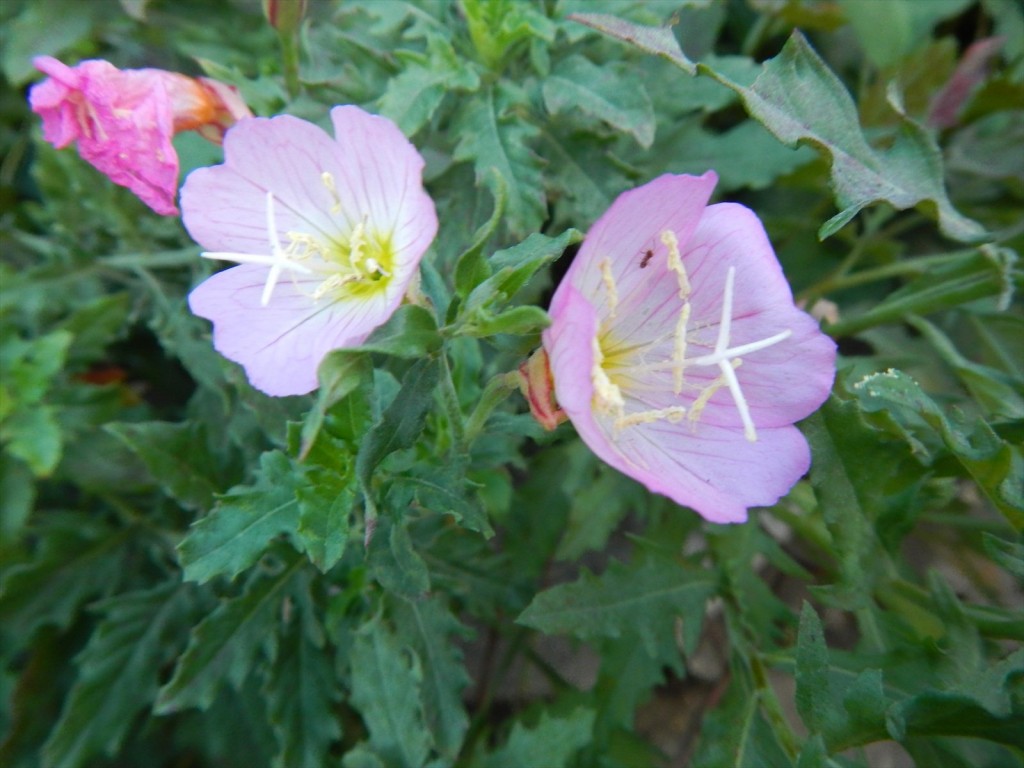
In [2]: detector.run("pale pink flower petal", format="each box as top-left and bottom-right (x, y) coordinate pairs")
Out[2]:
(182, 106), (438, 397)
(28, 56), (251, 216)
(543, 173), (836, 523)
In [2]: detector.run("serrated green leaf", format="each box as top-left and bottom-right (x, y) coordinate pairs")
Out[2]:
(394, 595), (471, 758)
(697, 32), (985, 242)
(795, 602), (846, 738)
(568, 12), (696, 73)
(295, 431), (356, 573)
(42, 583), (195, 768)
(691, 682), (796, 768)
(361, 305), (442, 358)
(263, 618), (342, 768)
(803, 396), (900, 606)
(0, 517), (129, 636)
(106, 421), (219, 511)
(851, 369), (1024, 528)
(377, 36), (480, 136)
(886, 652), (1024, 747)
(368, 515), (430, 598)
(388, 466), (493, 536)
(348, 620), (431, 768)
(178, 451), (301, 584)
(454, 171), (507, 301)
(356, 357), (440, 514)
(477, 707), (595, 768)
(156, 556), (303, 713)
(301, 352), (372, 460)
(456, 305), (550, 338)
(517, 557), (714, 658)
(543, 54), (655, 147)
(460, 229), (581, 327)
(453, 84), (546, 236)
(2, 406), (62, 476)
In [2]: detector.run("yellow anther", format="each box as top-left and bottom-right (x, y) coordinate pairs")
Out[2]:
(661, 230), (690, 299)
(599, 257), (618, 318)
(615, 405), (687, 430)
(591, 336), (625, 417)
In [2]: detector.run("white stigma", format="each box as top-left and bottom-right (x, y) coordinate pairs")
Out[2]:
(200, 192), (313, 307)
(689, 266), (791, 442)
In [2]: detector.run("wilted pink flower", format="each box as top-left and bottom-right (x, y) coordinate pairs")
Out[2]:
(29, 56), (251, 215)
(542, 173), (836, 523)
(182, 106), (438, 396)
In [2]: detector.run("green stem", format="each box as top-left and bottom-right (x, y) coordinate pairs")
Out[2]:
(438, 353), (467, 456)
(800, 251), (970, 301)
(279, 29), (301, 100)
(464, 371), (520, 443)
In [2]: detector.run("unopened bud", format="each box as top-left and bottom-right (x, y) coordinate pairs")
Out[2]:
(262, 0), (307, 35)
(518, 347), (567, 431)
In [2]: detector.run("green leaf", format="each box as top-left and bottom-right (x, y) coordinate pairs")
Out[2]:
(696, 32), (985, 242)
(543, 54), (655, 147)
(0, 516), (129, 636)
(178, 451), (302, 584)
(360, 305), (443, 358)
(795, 602), (842, 736)
(348, 620), (432, 768)
(263, 618), (342, 768)
(453, 84), (546, 236)
(295, 436), (356, 573)
(838, 0), (973, 69)
(517, 556), (715, 658)
(454, 170), (507, 301)
(455, 305), (551, 338)
(0, 330), (71, 406)
(477, 707), (595, 768)
(826, 247), (1016, 337)
(568, 12), (696, 73)
(42, 583), (195, 768)
(368, 515), (430, 598)
(1, 406), (62, 476)
(887, 651), (1024, 747)
(803, 396), (902, 606)
(55, 293), (130, 365)
(388, 465), (494, 536)
(982, 533), (1024, 577)
(155, 556), (304, 713)
(393, 595), (471, 758)
(851, 369), (1024, 529)
(660, 120), (815, 192)
(356, 357), (440, 514)
(459, 229), (581, 331)
(106, 421), (219, 511)
(377, 35), (480, 136)
(691, 684), (795, 768)
(301, 352), (372, 460)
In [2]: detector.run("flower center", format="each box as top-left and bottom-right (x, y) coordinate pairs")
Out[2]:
(590, 229), (792, 442)
(199, 172), (395, 306)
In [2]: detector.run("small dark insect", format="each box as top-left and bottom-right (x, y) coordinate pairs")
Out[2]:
(639, 248), (654, 268)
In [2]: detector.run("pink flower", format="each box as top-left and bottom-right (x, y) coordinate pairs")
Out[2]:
(542, 173), (836, 523)
(182, 106), (438, 397)
(29, 56), (251, 215)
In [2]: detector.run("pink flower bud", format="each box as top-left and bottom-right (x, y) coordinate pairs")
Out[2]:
(29, 57), (252, 215)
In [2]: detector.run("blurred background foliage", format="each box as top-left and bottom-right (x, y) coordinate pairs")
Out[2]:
(0, 1), (1021, 767)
